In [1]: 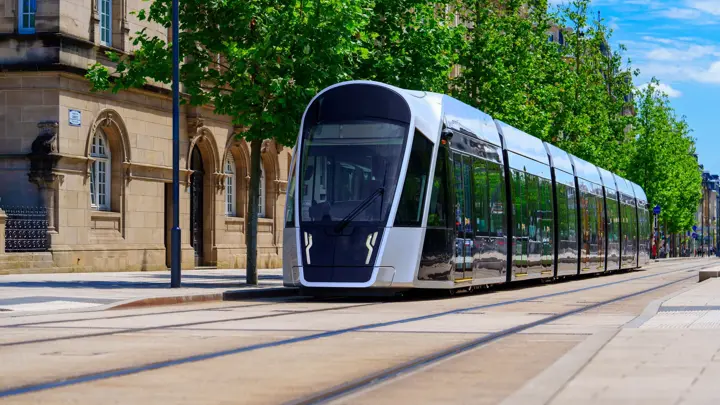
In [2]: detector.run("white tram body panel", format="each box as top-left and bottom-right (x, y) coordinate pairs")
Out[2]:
(283, 81), (652, 291)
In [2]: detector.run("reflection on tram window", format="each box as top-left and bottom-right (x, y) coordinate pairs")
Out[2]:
(299, 120), (407, 224)
(555, 170), (578, 270)
(395, 131), (433, 227)
(488, 162), (506, 236)
(285, 161), (296, 228)
(427, 146), (450, 227)
(578, 178), (606, 271)
(508, 155), (554, 274)
(606, 189), (620, 269)
(473, 158), (489, 235)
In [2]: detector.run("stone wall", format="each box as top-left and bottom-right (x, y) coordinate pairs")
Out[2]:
(0, 0), (291, 273)
(0, 71), (290, 273)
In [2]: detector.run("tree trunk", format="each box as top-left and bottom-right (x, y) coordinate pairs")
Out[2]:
(245, 139), (263, 285)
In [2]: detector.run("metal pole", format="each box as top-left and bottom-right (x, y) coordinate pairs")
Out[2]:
(170, 0), (181, 288)
(701, 186), (705, 257)
(654, 212), (659, 260)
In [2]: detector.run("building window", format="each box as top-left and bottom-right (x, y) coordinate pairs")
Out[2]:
(99, 0), (112, 46)
(225, 155), (236, 216)
(259, 164), (266, 218)
(18, 0), (36, 34)
(90, 129), (111, 211)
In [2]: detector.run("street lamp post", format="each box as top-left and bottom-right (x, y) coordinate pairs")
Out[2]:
(701, 177), (706, 257)
(170, 0), (181, 288)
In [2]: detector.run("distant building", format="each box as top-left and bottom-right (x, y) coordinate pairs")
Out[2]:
(696, 171), (719, 253)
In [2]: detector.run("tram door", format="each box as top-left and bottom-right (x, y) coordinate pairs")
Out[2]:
(452, 153), (473, 281)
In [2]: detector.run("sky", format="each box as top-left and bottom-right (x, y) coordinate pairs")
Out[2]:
(553, 0), (720, 175)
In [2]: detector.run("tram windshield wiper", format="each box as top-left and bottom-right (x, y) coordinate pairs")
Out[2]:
(334, 187), (385, 233)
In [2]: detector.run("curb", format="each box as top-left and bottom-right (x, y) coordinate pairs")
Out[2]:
(107, 287), (300, 310)
(624, 282), (696, 329)
(499, 329), (620, 405)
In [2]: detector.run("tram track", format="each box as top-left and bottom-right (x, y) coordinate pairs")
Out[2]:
(0, 301), (278, 328)
(0, 260), (705, 345)
(285, 272), (700, 405)
(0, 301), (385, 348)
(0, 261), (713, 399)
(0, 258), (697, 329)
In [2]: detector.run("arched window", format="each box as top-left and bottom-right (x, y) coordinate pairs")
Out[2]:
(259, 164), (266, 218)
(225, 155), (236, 216)
(90, 129), (111, 210)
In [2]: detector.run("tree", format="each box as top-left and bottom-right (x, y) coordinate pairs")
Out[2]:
(87, 0), (372, 284)
(357, 0), (465, 92)
(630, 79), (701, 234)
(453, 0), (567, 141)
(553, 0), (636, 172)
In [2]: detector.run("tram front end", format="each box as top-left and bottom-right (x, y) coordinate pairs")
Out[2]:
(283, 82), (433, 291)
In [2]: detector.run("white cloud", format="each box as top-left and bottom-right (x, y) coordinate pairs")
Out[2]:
(652, 1), (720, 23)
(637, 60), (720, 85)
(642, 36), (677, 45)
(689, 61), (720, 83)
(689, 0), (720, 16)
(659, 7), (703, 19)
(637, 82), (683, 98)
(646, 45), (720, 61)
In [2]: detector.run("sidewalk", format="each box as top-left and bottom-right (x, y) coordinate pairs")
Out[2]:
(0, 268), (290, 313)
(505, 277), (720, 405)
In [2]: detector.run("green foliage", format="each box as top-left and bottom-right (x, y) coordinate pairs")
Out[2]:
(452, 0), (699, 234)
(630, 79), (702, 233)
(357, 0), (465, 92)
(87, 0), (372, 146)
(85, 0), (702, 252)
(453, 0), (567, 140)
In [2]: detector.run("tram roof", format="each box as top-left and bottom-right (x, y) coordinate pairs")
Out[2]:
(439, 95), (503, 147)
(307, 81), (444, 143)
(568, 154), (603, 185)
(613, 174), (635, 197)
(598, 167), (618, 191)
(630, 182), (649, 206)
(495, 121), (550, 165)
(544, 142), (574, 175)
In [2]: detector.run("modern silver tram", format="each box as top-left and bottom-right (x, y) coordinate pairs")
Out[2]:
(282, 81), (652, 292)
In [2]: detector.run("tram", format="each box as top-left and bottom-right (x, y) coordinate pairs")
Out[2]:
(282, 81), (652, 292)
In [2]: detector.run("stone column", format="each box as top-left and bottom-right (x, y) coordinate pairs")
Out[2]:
(28, 121), (61, 235)
(0, 208), (6, 255)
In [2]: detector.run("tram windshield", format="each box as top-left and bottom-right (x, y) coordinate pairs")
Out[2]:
(299, 120), (408, 224)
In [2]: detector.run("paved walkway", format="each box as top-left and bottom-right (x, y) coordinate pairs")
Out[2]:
(505, 277), (720, 405)
(0, 269), (284, 312)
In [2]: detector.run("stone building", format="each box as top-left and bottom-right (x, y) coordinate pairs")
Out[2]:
(0, 0), (290, 273)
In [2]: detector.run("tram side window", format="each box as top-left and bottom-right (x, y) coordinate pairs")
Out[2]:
(395, 131), (433, 227)
(488, 162), (506, 236)
(557, 183), (569, 242)
(453, 153), (465, 236)
(567, 186), (577, 242)
(511, 169), (527, 251)
(285, 158), (296, 228)
(473, 158), (489, 236)
(539, 177), (553, 245)
(462, 155), (473, 235)
(427, 146), (450, 228)
(526, 174), (540, 251)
